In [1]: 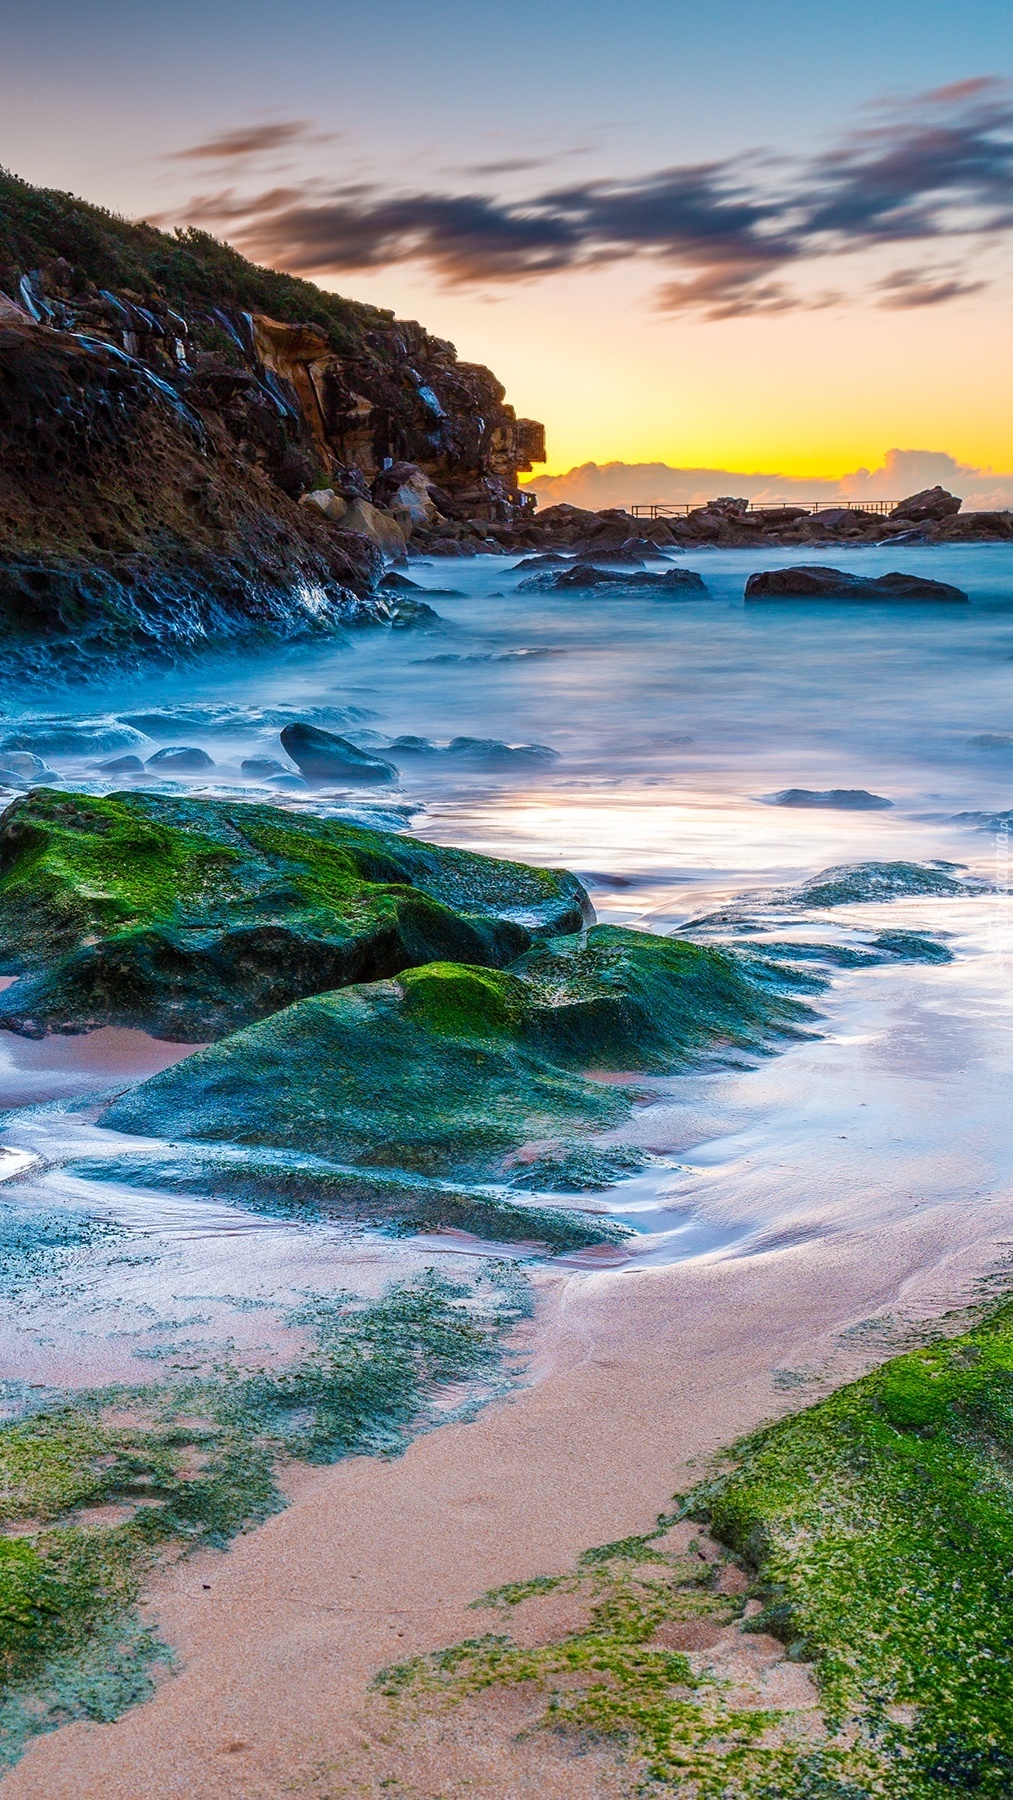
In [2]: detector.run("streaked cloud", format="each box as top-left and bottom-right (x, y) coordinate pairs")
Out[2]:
(169, 79), (1013, 318)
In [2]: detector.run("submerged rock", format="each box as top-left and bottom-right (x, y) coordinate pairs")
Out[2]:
(101, 928), (809, 1178)
(745, 566), (968, 603)
(2, 720), (148, 756)
(0, 789), (590, 1039)
(279, 722), (397, 785)
(240, 756), (287, 778)
(520, 563), (706, 594)
(145, 746), (216, 773)
(770, 788), (893, 811)
(0, 752), (58, 786)
(96, 753), (146, 775)
(793, 861), (972, 907)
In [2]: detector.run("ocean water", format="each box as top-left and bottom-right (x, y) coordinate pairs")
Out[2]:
(1, 541), (1012, 1380)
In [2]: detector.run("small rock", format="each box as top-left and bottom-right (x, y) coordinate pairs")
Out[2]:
(0, 751), (58, 785)
(520, 563), (706, 594)
(145, 747), (216, 772)
(889, 486), (962, 523)
(279, 723), (397, 785)
(770, 789), (893, 811)
(968, 733), (1013, 749)
(446, 737), (558, 766)
(96, 754), (146, 775)
(300, 488), (348, 523)
(387, 736), (438, 757)
(241, 757), (287, 778)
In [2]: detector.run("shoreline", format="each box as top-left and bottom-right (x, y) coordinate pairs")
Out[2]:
(6, 1191), (1013, 1798)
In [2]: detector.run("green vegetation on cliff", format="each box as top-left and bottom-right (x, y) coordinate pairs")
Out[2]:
(0, 167), (388, 355)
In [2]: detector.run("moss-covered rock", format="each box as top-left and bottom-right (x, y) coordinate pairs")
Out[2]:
(102, 927), (809, 1179)
(0, 789), (589, 1040)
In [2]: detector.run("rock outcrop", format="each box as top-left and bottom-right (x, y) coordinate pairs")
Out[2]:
(889, 486), (962, 523)
(0, 789), (590, 1039)
(0, 169), (546, 666)
(744, 567), (969, 602)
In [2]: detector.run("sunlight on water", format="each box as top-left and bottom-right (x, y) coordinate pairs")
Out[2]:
(1, 541), (1012, 1375)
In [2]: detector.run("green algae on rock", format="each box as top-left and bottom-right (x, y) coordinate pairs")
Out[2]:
(102, 928), (810, 1182)
(0, 788), (589, 1040)
(63, 1143), (630, 1252)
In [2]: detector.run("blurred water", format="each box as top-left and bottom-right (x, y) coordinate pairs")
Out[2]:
(0, 541), (1011, 1371)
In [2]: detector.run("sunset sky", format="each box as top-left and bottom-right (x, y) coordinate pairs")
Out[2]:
(5, 0), (1013, 482)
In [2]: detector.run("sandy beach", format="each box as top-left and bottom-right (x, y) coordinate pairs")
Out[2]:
(7, 1185), (1012, 1800)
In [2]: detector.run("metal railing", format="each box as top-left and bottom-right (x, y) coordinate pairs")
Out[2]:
(629, 500), (896, 519)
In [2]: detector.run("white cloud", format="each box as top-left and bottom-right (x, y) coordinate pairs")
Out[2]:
(522, 449), (1013, 512)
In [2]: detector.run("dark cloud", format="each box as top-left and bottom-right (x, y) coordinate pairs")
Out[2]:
(875, 267), (987, 308)
(174, 80), (1013, 317)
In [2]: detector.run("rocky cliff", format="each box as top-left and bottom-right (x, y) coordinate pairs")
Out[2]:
(0, 169), (545, 671)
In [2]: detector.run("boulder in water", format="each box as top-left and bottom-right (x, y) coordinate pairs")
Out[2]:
(145, 746), (216, 773)
(0, 751), (58, 786)
(99, 928), (809, 1178)
(744, 566), (968, 602)
(446, 737), (558, 767)
(96, 754), (146, 776)
(0, 789), (591, 1039)
(771, 788), (893, 811)
(240, 756), (287, 778)
(279, 722), (398, 785)
(520, 563), (706, 594)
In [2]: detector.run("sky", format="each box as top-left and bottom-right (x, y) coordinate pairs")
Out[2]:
(3, 0), (1013, 487)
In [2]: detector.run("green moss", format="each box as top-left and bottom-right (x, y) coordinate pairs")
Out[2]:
(373, 1529), (826, 1796)
(64, 1144), (629, 1252)
(0, 1268), (524, 1764)
(683, 1295), (1013, 1791)
(371, 1295), (1013, 1797)
(0, 790), (588, 1039)
(102, 929), (805, 1182)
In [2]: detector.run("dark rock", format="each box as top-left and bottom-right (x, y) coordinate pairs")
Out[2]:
(770, 789), (893, 811)
(387, 736), (438, 756)
(446, 737), (558, 767)
(510, 553), (574, 570)
(388, 598), (441, 630)
(968, 733), (1013, 749)
(378, 572), (425, 591)
(97, 754), (146, 775)
(744, 566), (968, 603)
(519, 563), (706, 594)
(145, 746), (216, 773)
(240, 756), (287, 778)
(279, 722), (398, 785)
(793, 861), (972, 906)
(890, 486), (962, 522)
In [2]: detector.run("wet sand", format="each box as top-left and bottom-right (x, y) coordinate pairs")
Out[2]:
(7, 1190), (1013, 1799)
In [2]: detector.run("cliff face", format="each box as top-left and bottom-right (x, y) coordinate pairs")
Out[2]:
(0, 170), (545, 669)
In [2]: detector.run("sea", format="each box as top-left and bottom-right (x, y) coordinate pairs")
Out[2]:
(0, 539), (1011, 1394)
